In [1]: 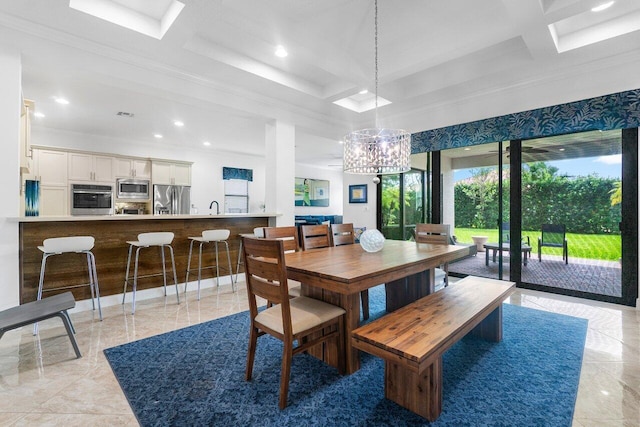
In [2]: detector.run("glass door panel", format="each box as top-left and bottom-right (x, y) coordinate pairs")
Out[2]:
(403, 170), (424, 240)
(442, 141), (509, 280)
(380, 174), (402, 240)
(520, 130), (622, 298)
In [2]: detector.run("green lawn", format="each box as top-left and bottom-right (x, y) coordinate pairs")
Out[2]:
(454, 228), (621, 261)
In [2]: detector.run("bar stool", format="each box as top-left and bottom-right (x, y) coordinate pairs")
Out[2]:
(185, 229), (236, 300)
(123, 232), (180, 314)
(34, 236), (102, 334)
(235, 227), (264, 282)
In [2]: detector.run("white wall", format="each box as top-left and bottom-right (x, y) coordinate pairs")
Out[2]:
(0, 47), (22, 310)
(441, 156), (455, 229)
(342, 174), (377, 231)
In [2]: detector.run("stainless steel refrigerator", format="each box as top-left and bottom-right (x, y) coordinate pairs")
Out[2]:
(153, 185), (191, 215)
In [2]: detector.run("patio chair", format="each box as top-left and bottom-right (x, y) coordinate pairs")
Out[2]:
(501, 222), (530, 246)
(414, 223), (451, 288)
(538, 224), (568, 264)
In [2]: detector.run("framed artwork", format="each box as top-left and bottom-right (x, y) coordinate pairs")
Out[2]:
(349, 184), (367, 203)
(295, 177), (330, 207)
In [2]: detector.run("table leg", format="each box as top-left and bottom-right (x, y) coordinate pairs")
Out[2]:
(485, 249), (489, 266)
(385, 270), (431, 312)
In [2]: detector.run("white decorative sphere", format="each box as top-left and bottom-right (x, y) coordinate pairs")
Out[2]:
(360, 229), (385, 252)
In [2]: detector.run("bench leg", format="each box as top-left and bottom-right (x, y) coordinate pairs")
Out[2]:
(56, 311), (82, 359)
(385, 356), (443, 421)
(470, 305), (503, 342)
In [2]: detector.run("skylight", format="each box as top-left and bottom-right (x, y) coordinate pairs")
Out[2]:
(333, 92), (391, 113)
(547, 0), (640, 52)
(69, 0), (185, 40)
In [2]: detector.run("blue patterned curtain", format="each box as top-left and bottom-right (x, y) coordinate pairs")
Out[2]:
(412, 88), (640, 153)
(223, 167), (253, 181)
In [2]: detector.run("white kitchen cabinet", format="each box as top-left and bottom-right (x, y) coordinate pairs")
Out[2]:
(68, 153), (114, 183)
(29, 149), (68, 186)
(115, 157), (151, 179)
(152, 161), (191, 186)
(40, 186), (68, 216)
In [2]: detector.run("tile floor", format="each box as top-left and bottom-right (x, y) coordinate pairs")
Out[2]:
(0, 282), (638, 426)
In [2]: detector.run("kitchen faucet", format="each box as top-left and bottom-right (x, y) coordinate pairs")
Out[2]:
(209, 200), (220, 215)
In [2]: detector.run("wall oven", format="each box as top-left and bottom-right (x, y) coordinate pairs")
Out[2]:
(116, 178), (150, 199)
(71, 184), (113, 215)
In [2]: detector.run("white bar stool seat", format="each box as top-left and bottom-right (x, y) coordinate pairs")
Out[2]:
(185, 229), (236, 300)
(123, 232), (180, 314)
(34, 235), (102, 334)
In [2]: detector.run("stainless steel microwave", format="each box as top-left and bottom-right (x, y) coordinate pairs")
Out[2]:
(71, 184), (113, 215)
(116, 178), (150, 199)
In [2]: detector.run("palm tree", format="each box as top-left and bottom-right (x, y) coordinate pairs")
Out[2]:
(610, 181), (621, 206)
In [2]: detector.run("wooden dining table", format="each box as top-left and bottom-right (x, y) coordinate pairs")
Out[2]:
(285, 240), (476, 374)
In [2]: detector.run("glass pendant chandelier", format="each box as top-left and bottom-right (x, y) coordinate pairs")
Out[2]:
(343, 0), (411, 175)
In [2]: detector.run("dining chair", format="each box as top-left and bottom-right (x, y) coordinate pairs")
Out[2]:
(242, 236), (345, 409)
(330, 223), (370, 320)
(300, 224), (331, 250)
(263, 226), (300, 253)
(415, 223), (451, 288)
(263, 226), (302, 297)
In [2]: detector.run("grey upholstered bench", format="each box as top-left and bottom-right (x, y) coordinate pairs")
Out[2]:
(0, 292), (81, 358)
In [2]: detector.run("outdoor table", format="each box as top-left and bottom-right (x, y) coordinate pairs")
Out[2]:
(484, 242), (532, 266)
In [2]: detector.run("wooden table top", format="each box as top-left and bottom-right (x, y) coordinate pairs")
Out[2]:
(285, 240), (474, 294)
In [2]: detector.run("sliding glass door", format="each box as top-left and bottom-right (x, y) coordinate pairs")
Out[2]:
(429, 129), (637, 306)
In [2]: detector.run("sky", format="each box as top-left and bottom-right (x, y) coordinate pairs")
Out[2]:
(454, 154), (622, 182)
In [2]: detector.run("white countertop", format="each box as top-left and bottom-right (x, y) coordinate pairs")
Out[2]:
(13, 213), (280, 223)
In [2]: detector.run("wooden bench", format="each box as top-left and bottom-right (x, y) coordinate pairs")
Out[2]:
(0, 292), (81, 359)
(352, 276), (515, 421)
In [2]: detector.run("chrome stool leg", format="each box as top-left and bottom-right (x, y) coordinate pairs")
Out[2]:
(184, 239), (196, 295)
(167, 244), (179, 304)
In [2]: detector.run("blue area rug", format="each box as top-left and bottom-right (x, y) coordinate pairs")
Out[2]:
(104, 286), (587, 426)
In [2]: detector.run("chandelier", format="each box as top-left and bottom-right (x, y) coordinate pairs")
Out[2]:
(343, 0), (411, 175)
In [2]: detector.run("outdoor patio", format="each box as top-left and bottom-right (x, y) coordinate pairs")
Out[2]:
(449, 251), (622, 297)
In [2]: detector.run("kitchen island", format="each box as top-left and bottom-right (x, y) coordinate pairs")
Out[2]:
(17, 214), (278, 304)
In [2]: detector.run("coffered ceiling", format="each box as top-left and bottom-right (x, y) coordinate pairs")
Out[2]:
(2, 0), (639, 168)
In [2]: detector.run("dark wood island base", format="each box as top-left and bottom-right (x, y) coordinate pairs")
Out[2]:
(18, 214), (277, 304)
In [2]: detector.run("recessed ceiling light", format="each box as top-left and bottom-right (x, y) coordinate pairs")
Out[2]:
(154, 134), (163, 139)
(34, 112), (45, 118)
(203, 141), (211, 146)
(359, 89), (369, 95)
(559, 148), (565, 151)
(174, 120), (184, 127)
(464, 147), (471, 151)
(54, 97), (69, 105)
(275, 45), (288, 58)
(591, 1), (614, 12)
(338, 140), (344, 144)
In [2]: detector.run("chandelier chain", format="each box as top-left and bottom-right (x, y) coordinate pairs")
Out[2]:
(342, 0), (411, 175)
(374, 0), (379, 126)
